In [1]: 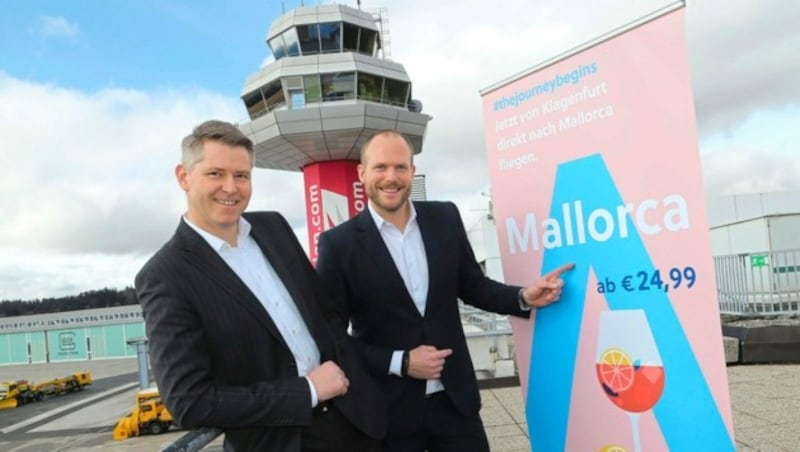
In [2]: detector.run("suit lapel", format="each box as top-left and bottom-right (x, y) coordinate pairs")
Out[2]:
(414, 203), (445, 311)
(355, 209), (423, 318)
(175, 221), (289, 347)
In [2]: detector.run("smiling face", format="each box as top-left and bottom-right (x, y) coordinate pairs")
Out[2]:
(176, 139), (252, 243)
(358, 132), (416, 226)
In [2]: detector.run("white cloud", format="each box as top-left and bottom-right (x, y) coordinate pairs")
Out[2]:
(702, 146), (800, 197)
(35, 16), (80, 39)
(0, 75), (234, 254)
(686, 1), (800, 136)
(0, 248), (142, 301)
(0, 73), (308, 299)
(701, 107), (800, 197)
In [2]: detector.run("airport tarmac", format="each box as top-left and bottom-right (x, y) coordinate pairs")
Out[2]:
(0, 358), (797, 451)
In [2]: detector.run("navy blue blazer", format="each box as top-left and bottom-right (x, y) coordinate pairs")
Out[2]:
(136, 211), (385, 451)
(316, 201), (529, 435)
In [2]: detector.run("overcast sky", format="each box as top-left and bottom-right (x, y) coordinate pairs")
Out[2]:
(1, 0), (798, 301)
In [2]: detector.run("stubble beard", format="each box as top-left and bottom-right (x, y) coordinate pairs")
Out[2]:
(369, 185), (410, 214)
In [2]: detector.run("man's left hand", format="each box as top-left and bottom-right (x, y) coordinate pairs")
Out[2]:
(521, 263), (575, 308)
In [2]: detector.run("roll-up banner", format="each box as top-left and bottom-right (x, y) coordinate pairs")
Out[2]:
(480, 3), (735, 451)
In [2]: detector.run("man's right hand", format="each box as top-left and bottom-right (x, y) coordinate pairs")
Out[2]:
(407, 345), (453, 380)
(308, 361), (349, 402)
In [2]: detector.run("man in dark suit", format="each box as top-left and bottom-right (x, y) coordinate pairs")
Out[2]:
(135, 120), (385, 451)
(316, 129), (573, 452)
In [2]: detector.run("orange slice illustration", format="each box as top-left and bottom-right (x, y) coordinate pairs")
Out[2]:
(599, 348), (634, 393)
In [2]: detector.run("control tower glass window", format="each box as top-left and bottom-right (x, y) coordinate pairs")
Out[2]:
(243, 90), (268, 118)
(298, 24), (321, 55)
(357, 72), (382, 102)
(383, 78), (410, 106)
(321, 72), (355, 101)
(283, 27), (301, 57)
(290, 90), (305, 109)
(268, 34), (287, 60)
(262, 79), (285, 111)
(343, 23), (359, 52)
(359, 28), (378, 56)
(303, 75), (322, 103)
(319, 22), (341, 53)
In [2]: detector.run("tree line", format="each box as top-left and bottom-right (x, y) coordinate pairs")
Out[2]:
(0, 288), (138, 318)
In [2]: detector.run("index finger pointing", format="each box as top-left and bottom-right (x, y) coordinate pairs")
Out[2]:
(546, 263), (575, 280)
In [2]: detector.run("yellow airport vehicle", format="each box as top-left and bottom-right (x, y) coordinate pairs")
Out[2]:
(113, 387), (174, 440)
(0, 380), (35, 409)
(32, 371), (93, 399)
(0, 372), (93, 410)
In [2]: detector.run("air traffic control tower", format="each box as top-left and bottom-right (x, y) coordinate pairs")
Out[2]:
(237, 4), (431, 263)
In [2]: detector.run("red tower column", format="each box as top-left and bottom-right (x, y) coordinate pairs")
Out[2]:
(303, 160), (366, 264)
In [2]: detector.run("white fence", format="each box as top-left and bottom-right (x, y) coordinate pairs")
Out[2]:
(715, 249), (800, 315)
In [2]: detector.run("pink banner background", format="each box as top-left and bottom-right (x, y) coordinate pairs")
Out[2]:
(480, 9), (733, 451)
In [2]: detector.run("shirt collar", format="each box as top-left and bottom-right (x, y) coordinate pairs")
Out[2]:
(182, 215), (252, 251)
(366, 201), (417, 231)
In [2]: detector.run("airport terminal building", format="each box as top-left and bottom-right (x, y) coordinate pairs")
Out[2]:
(0, 305), (145, 366)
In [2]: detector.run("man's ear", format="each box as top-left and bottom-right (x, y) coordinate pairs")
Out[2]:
(357, 164), (366, 183)
(175, 164), (189, 191)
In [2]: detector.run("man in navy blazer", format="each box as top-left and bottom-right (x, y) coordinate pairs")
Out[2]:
(136, 120), (385, 451)
(316, 129), (573, 452)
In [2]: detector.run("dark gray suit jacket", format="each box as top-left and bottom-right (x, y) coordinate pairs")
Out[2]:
(136, 211), (385, 451)
(316, 201), (530, 435)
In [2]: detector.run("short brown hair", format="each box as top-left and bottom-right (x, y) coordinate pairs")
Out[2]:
(181, 120), (254, 170)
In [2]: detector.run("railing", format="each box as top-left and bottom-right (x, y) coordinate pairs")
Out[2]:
(159, 428), (222, 452)
(715, 248), (800, 315)
(459, 304), (512, 336)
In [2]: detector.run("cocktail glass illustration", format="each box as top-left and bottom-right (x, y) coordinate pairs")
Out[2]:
(596, 309), (665, 452)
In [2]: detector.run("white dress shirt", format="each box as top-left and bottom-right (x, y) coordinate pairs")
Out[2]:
(184, 216), (321, 406)
(366, 202), (444, 395)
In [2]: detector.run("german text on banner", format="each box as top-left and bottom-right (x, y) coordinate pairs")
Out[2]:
(480, 7), (734, 452)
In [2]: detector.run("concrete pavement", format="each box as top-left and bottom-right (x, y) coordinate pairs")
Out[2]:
(727, 364), (800, 451)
